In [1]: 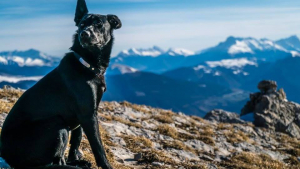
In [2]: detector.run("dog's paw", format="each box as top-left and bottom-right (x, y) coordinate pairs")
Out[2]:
(67, 160), (92, 168)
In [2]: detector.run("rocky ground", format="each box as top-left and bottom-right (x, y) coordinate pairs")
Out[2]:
(0, 83), (299, 169)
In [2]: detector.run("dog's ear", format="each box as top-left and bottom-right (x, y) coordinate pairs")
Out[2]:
(107, 15), (122, 29)
(74, 0), (89, 26)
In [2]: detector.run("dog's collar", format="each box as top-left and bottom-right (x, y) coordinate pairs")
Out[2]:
(72, 51), (106, 78)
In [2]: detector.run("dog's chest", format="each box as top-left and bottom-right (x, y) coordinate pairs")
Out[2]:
(87, 78), (106, 106)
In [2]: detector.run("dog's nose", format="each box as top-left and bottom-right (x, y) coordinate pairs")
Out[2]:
(81, 31), (90, 39)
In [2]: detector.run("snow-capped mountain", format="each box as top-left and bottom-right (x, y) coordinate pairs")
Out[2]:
(197, 36), (299, 62)
(167, 48), (195, 57)
(275, 35), (300, 57)
(117, 46), (165, 57)
(107, 64), (139, 75)
(202, 36), (289, 54)
(112, 35), (300, 73)
(0, 49), (60, 67)
(112, 46), (196, 73)
(193, 58), (258, 76)
(116, 46), (195, 58)
(0, 49), (60, 77)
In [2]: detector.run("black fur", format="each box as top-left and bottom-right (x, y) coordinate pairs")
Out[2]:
(0, 0), (121, 169)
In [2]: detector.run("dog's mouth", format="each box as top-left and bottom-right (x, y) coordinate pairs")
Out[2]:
(79, 37), (104, 49)
(80, 41), (103, 48)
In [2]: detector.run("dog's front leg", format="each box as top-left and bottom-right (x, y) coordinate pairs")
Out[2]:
(67, 126), (83, 162)
(80, 114), (113, 169)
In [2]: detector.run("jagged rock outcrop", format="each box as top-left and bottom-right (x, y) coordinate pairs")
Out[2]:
(204, 109), (246, 124)
(241, 80), (300, 138)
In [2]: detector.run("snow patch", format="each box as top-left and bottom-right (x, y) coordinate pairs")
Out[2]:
(12, 56), (24, 66)
(10, 56), (46, 67)
(167, 48), (195, 57)
(25, 58), (45, 66)
(118, 46), (164, 57)
(214, 71), (221, 76)
(0, 57), (8, 65)
(228, 41), (253, 55)
(193, 65), (206, 71)
(206, 58), (257, 69)
(291, 51), (300, 57)
(111, 64), (138, 74)
(193, 65), (212, 73)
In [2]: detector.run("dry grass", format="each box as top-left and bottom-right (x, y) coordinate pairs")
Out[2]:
(156, 124), (178, 139)
(277, 134), (300, 155)
(0, 88), (23, 100)
(159, 110), (176, 117)
(138, 148), (174, 164)
(181, 163), (207, 169)
(99, 102), (115, 112)
(284, 156), (300, 166)
(112, 115), (142, 128)
(153, 114), (173, 123)
(157, 122), (216, 146)
(0, 88), (23, 114)
(120, 101), (152, 114)
(80, 125), (116, 168)
(221, 152), (293, 169)
(161, 140), (196, 154)
(121, 135), (153, 153)
(200, 127), (215, 136)
(0, 100), (14, 114)
(79, 125), (135, 169)
(224, 130), (249, 144)
(99, 114), (113, 121)
(191, 115), (207, 124)
(217, 123), (234, 130)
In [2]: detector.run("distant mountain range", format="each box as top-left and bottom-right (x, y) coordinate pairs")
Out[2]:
(0, 49), (60, 76)
(1, 35), (300, 116)
(111, 35), (300, 73)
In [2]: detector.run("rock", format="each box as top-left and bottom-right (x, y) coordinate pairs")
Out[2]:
(286, 123), (300, 138)
(152, 162), (164, 166)
(199, 154), (214, 161)
(204, 109), (246, 124)
(241, 80), (300, 138)
(167, 149), (199, 161)
(206, 163), (219, 169)
(2, 85), (16, 91)
(185, 139), (214, 154)
(110, 137), (127, 147)
(0, 113), (8, 127)
(257, 80), (277, 93)
(134, 153), (142, 161)
(115, 157), (125, 163)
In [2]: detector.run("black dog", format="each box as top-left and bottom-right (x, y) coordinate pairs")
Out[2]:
(0, 0), (121, 168)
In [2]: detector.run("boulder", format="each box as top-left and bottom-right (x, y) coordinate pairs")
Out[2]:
(241, 80), (300, 138)
(204, 109), (246, 124)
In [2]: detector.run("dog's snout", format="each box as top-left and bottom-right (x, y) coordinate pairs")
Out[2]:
(81, 31), (90, 39)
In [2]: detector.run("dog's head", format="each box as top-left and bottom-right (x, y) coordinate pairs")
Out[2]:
(74, 0), (122, 50)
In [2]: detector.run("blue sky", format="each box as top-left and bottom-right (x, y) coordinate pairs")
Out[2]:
(1, 0), (300, 57)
